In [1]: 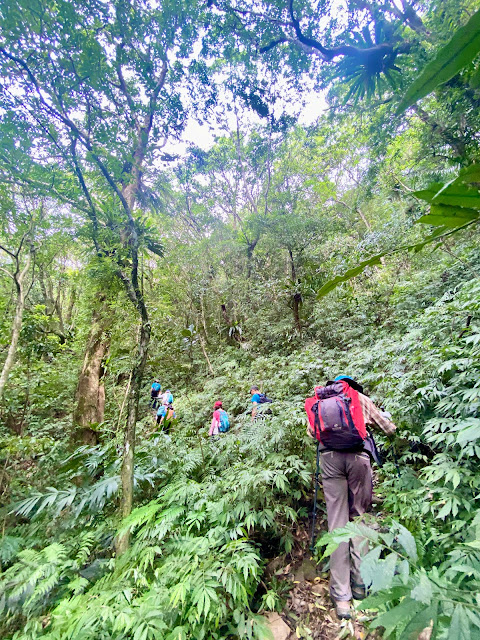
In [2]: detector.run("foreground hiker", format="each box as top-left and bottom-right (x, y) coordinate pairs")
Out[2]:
(304, 375), (397, 620)
(209, 401), (230, 440)
(156, 402), (176, 434)
(250, 385), (273, 419)
(150, 379), (161, 408)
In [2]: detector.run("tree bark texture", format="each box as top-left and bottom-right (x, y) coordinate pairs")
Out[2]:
(115, 318), (150, 555)
(72, 300), (111, 445)
(0, 253), (31, 403)
(288, 248), (302, 336)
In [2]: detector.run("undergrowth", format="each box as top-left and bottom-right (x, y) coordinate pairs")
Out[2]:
(1, 274), (479, 639)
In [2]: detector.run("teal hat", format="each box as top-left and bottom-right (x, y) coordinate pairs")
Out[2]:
(328, 375), (364, 393)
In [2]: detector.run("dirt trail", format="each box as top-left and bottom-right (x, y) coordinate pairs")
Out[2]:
(263, 525), (378, 640)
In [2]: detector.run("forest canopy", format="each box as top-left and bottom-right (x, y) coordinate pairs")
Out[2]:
(1, 0), (480, 638)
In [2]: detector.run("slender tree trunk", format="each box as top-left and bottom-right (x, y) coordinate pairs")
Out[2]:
(115, 155), (153, 553)
(116, 317), (150, 554)
(0, 254), (31, 402)
(65, 285), (76, 326)
(288, 248), (302, 336)
(112, 59), (166, 554)
(199, 334), (214, 375)
(72, 299), (111, 445)
(293, 293), (302, 336)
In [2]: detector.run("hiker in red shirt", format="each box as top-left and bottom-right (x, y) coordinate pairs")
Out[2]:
(304, 375), (397, 620)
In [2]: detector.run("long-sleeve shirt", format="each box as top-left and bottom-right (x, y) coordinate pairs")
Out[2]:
(209, 410), (221, 436)
(305, 392), (396, 441)
(357, 393), (396, 435)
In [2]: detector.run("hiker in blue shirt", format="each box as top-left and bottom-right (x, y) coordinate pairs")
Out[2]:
(250, 385), (272, 419)
(156, 403), (176, 434)
(150, 380), (161, 409)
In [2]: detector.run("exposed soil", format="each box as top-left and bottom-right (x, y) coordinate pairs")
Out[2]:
(264, 523), (380, 640)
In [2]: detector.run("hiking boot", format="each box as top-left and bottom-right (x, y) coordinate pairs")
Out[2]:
(351, 583), (366, 600)
(334, 600), (352, 619)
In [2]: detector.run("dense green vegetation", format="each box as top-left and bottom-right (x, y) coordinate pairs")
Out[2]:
(1, 0), (480, 638)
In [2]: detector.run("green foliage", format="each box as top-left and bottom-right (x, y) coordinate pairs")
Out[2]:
(1, 4), (480, 639)
(398, 8), (480, 112)
(0, 410), (312, 639)
(318, 516), (480, 639)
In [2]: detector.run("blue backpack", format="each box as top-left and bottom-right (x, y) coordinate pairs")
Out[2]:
(218, 409), (230, 433)
(152, 382), (161, 392)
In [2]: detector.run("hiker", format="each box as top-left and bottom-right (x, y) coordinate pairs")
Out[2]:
(156, 402), (176, 434)
(160, 389), (173, 406)
(250, 385), (273, 419)
(209, 400), (230, 440)
(150, 379), (161, 408)
(304, 374), (397, 620)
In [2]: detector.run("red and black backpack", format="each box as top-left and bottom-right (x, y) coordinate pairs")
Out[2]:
(311, 382), (367, 450)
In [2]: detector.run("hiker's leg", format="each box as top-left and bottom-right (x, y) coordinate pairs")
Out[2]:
(321, 451), (352, 602)
(346, 452), (373, 590)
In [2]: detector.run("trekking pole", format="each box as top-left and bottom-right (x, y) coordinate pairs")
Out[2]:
(310, 441), (321, 553)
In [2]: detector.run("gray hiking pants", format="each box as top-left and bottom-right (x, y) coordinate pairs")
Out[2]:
(320, 449), (372, 602)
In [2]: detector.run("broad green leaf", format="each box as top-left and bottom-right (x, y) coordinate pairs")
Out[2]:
(410, 572), (433, 604)
(360, 548), (397, 592)
(415, 184), (480, 209)
(395, 523), (418, 562)
(316, 253), (385, 297)
(316, 225), (458, 299)
(397, 8), (480, 112)
(359, 585), (410, 610)
(402, 601), (437, 639)
(437, 500), (452, 520)
(416, 205), (479, 228)
(370, 597), (424, 636)
(449, 605), (472, 640)
(451, 164), (480, 185)
(465, 541), (480, 550)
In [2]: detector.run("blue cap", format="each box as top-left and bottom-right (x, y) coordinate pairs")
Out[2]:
(331, 375), (363, 393)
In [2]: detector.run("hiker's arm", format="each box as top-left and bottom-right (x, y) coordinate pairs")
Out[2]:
(358, 394), (397, 435)
(251, 402), (257, 419)
(209, 417), (217, 436)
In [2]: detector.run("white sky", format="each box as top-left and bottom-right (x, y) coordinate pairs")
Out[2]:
(160, 58), (329, 158)
(177, 89), (327, 152)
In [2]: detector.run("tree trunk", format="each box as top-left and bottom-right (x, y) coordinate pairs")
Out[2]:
(115, 317), (150, 555)
(288, 248), (302, 336)
(112, 60), (166, 554)
(0, 254), (31, 402)
(293, 292), (302, 336)
(65, 285), (76, 326)
(72, 300), (111, 445)
(199, 334), (214, 375)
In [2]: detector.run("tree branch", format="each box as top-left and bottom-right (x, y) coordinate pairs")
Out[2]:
(70, 138), (101, 254)
(0, 266), (14, 280)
